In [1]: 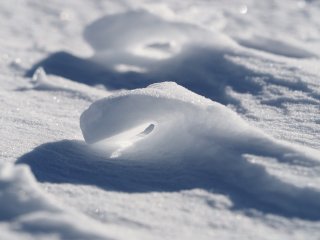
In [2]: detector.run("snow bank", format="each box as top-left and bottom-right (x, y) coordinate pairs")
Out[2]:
(80, 82), (320, 220)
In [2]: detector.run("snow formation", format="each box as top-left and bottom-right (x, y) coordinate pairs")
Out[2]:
(81, 82), (320, 220)
(1, 0), (320, 239)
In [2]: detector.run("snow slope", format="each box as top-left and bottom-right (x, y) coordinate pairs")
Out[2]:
(1, 0), (320, 239)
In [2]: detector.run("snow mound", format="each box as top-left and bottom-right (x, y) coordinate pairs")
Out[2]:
(80, 81), (318, 163)
(0, 164), (110, 239)
(80, 82), (320, 220)
(84, 10), (235, 71)
(85, 10), (220, 55)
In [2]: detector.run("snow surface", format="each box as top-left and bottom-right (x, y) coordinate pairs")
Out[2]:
(1, 0), (320, 239)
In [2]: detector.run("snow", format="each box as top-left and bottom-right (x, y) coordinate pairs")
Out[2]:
(80, 82), (320, 220)
(0, 164), (111, 240)
(1, 0), (320, 239)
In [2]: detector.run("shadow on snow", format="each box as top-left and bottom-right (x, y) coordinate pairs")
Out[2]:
(17, 140), (320, 221)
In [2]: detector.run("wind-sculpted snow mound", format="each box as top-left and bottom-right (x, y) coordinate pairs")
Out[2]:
(83, 10), (236, 75)
(80, 81), (260, 159)
(84, 10), (233, 61)
(80, 82), (320, 220)
(84, 10), (209, 52)
(80, 82), (318, 163)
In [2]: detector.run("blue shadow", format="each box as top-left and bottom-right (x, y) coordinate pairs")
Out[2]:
(17, 140), (320, 221)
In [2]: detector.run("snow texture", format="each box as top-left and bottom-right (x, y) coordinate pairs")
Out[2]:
(80, 82), (320, 220)
(1, 0), (320, 239)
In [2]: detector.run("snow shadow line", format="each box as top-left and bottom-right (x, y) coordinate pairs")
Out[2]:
(25, 9), (319, 107)
(25, 46), (319, 108)
(17, 140), (320, 221)
(25, 47), (262, 106)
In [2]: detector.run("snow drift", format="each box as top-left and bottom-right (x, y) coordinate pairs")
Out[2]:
(0, 164), (110, 240)
(84, 10), (233, 67)
(5, 2), (320, 239)
(27, 10), (255, 104)
(80, 82), (320, 220)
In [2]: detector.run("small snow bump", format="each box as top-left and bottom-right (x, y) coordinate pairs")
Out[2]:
(32, 67), (47, 84)
(59, 9), (74, 22)
(239, 5), (248, 15)
(297, 0), (306, 8)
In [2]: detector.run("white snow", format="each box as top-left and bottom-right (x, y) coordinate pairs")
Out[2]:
(1, 0), (320, 239)
(81, 82), (320, 219)
(0, 164), (111, 240)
